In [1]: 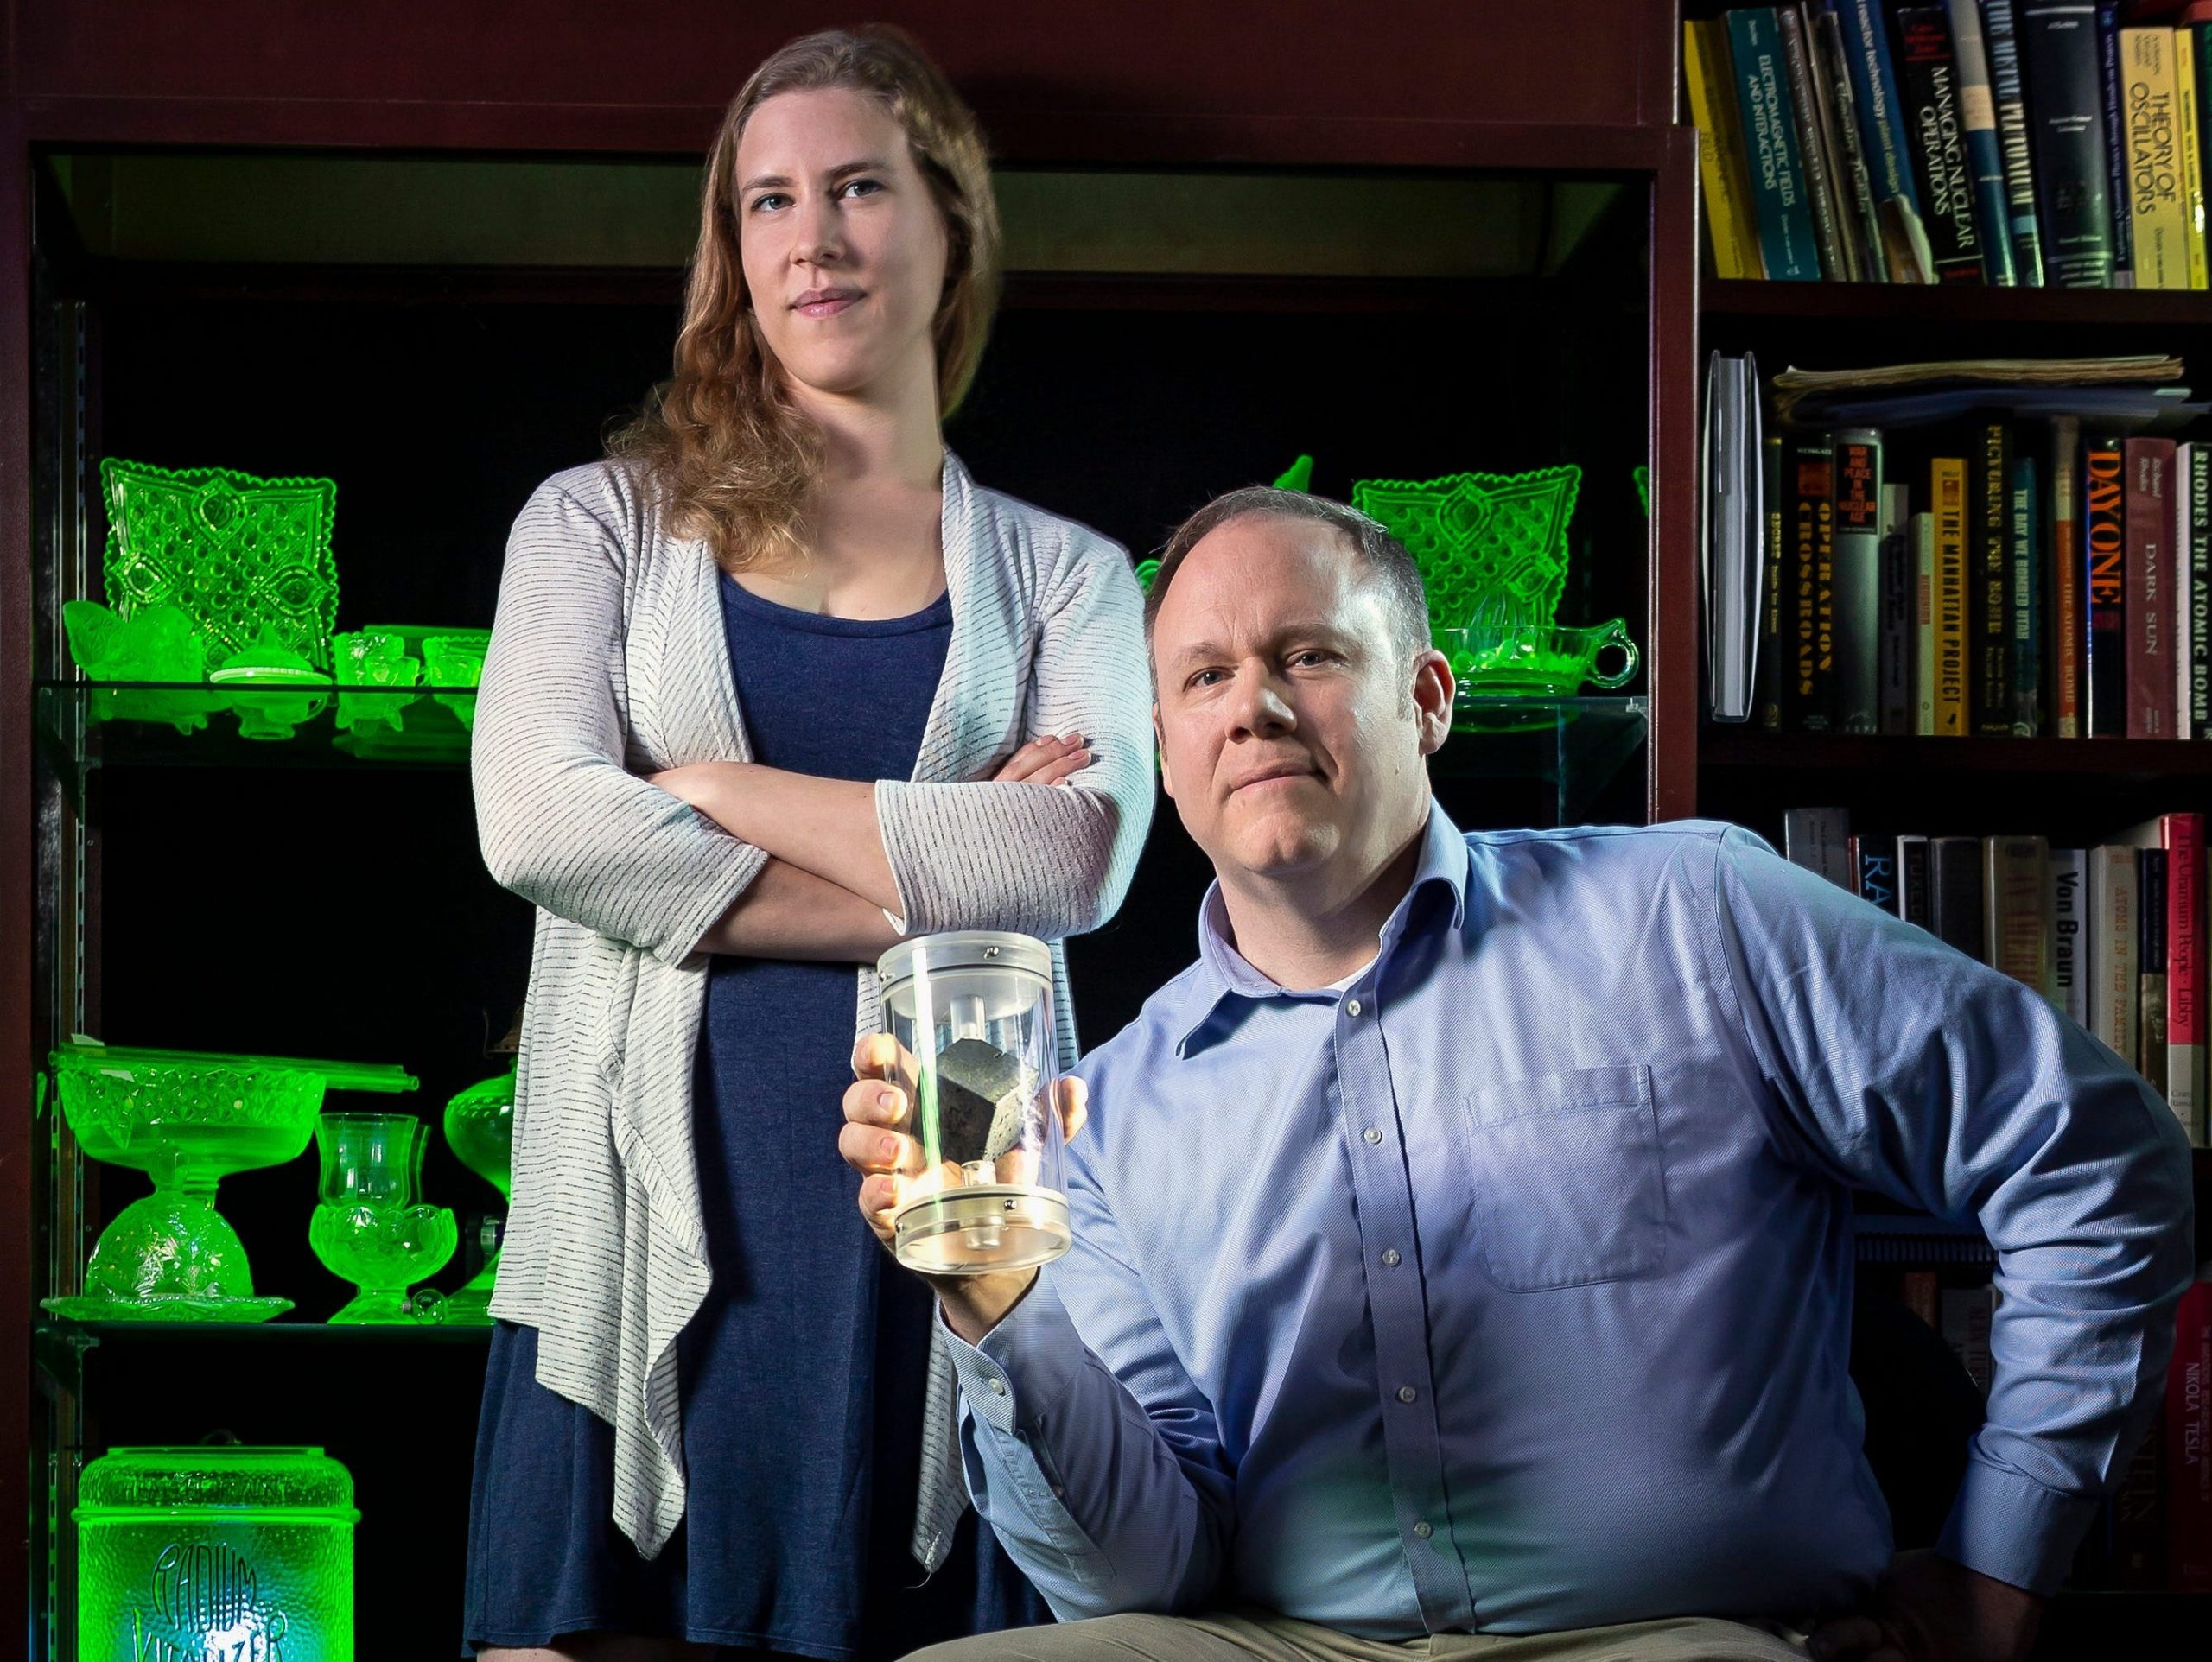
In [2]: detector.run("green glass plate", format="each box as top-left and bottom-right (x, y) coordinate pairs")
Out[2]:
(43, 1294), (294, 1323)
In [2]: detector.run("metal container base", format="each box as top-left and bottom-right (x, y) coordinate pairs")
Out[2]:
(893, 1185), (1071, 1276)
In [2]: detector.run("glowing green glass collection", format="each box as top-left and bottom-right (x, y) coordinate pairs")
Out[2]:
(65, 458), (487, 745)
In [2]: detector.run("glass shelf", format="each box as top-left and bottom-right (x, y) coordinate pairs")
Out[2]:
(1436, 695), (1647, 825)
(36, 679), (476, 778)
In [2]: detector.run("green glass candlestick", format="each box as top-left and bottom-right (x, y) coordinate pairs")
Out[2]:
(440, 1068), (515, 1324)
(309, 1112), (457, 1324)
(76, 1445), (358, 1662)
(43, 1043), (418, 1323)
(99, 458), (340, 671)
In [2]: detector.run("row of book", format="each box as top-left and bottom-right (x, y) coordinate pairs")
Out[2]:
(1686, 1), (2212, 288)
(1750, 416), (2212, 737)
(1781, 804), (2209, 1142)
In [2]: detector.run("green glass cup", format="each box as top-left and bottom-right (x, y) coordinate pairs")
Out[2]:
(1451, 616), (1639, 698)
(439, 1068), (515, 1324)
(308, 1112), (457, 1324)
(331, 629), (420, 736)
(421, 632), (488, 733)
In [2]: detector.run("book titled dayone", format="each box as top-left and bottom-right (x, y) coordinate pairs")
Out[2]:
(2088, 842), (2139, 1062)
(2121, 28), (2191, 289)
(1728, 9), (1824, 282)
(2086, 433), (2129, 736)
(1933, 455), (1970, 734)
(2050, 416), (2084, 737)
(2120, 812), (2206, 1139)
(1985, 835), (2054, 998)
(1914, 508), (1938, 734)
(1685, 20), (1764, 280)
(2175, 26), (2211, 288)
(2051, 845), (2089, 1025)
(1833, 429), (1884, 733)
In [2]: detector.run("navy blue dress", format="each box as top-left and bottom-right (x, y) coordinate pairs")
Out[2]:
(465, 574), (1050, 1658)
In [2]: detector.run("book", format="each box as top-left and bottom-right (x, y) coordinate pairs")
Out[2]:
(1706, 351), (1766, 721)
(1836, 0), (1939, 280)
(2190, 442), (2211, 736)
(1789, 430), (1839, 731)
(2106, 1415), (2168, 1589)
(2086, 432), (2129, 736)
(2051, 416), (2084, 737)
(2009, 450), (2043, 733)
(1814, 3), (1888, 280)
(1986, 834), (2053, 995)
(2122, 811), (2205, 1137)
(2196, 22), (2212, 290)
(2021, 3), (2120, 287)
(1770, 352), (2180, 409)
(1686, 20), (1765, 279)
(1879, 479), (1913, 733)
(1784, 805), (1855, 890)
(1834, 428), (1884, 732)
(1975, 422), (2014, 733)
(2100, 1), (2137, 283)
(1940, 1282), (1998, 1392)
(1981, 0), (2050, 282)
(2121, 27), (2190, 289)
(2126, 435), (2177, 738)
(1934, 454), (1971, 733)
(1760, 429), (1786, 727)
(1858, 840), (1900, 911)
(1730, 9), (1826, 282)
(1898, 7), (1986, 281)
(1943, 0), (2020, 282)
(1898, 832), (1935, 928)
(2089, 841), (2140, 1062)
(1777, 4), (1853, 280)
(2053, 845), (2089, 1024)
(1901, 1268), (1941, 1328)
(2177, 24), (2211, 289)
(2181, 442), (2198, 739)
(1932, 833), (1987, 956)
(1914, 508), (1938, 733)
(2169, 1272), (2212, 1591)
(2139, 843), (2169, 1096)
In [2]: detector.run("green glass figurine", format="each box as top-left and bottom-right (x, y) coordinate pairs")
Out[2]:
(60, 599), (216, 733)
(440, 1068), (515, 1324)
(309, 1112), (457, 1324)
(330, 629), (420, 736)
(99, 459), (340, 671)
(42, 1043), (418, 1323)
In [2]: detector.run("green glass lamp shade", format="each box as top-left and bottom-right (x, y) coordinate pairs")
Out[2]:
(77, 1445), (357, 1662)
(309, 1112), (457, 1324)
(440, 1069), (516, 1324)
(210, 627), (335, 741)
(99, 459), (340, 672)
(1351, 465), (1583, 646)
(43, 1043), (418, 1323)
(60, 599), (216, 733)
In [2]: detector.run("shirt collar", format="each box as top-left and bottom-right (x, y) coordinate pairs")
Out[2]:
(1173, 800), (1471, 1057)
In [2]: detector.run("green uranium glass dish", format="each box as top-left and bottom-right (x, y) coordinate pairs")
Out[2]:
(44, 1044), (417, 1323)
(310, 1112), (457, 1324)
(60, 599), (216, 733)
(441, 1069), (515, 1324)
(77, 1446), (358, 1662)
(1351, 465), (1583, 648)
(100, 458), (339, 672)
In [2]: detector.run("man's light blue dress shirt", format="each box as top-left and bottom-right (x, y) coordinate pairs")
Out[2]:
(942, 809), (2196, 1636)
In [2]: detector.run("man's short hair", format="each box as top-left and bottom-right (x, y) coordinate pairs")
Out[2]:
(1141, 486), (1432, 669)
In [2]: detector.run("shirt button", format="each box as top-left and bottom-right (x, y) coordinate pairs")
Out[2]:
(1381, 1248), (1402, 1267)
(1363, 1126), (1382, 1145)
(1413, 1520), (1433, 1539)
(1345, 999), (1363, 1017)
(1397, 1386), (1418, 1404)
(987, 1377), (1007, 1395)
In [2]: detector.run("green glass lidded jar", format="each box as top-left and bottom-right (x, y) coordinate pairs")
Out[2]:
(76, 1444), (359, 1661)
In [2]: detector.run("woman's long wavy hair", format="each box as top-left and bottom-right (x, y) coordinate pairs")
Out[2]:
(610, 25), (1001, 572)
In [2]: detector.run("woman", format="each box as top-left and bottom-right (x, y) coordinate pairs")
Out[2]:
(464, 25), (1153, 1660)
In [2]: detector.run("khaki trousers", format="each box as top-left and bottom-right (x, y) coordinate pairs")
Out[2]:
(906, 1610), (1810, 1662)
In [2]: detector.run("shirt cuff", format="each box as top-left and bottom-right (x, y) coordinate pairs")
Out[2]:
(1936, 1456), (2101, 1596)
(939, 1274), (1088, 1437)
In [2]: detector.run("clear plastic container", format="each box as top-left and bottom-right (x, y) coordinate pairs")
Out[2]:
(874, 931), (1069, 1275)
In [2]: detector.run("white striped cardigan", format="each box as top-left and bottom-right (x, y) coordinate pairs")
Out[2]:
(471, 449), (1155, 1559)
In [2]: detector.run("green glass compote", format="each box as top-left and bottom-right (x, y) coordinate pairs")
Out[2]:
(440, 1068), (515, 1324)
(44, 1043), (418, 1323)
(309, 1112), (457, 1324)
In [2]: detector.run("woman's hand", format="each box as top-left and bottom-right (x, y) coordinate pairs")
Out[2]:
(990, 733), (1092, 786)
(841, 1031), (1089, 1342)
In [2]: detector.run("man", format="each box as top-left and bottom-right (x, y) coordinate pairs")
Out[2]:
(841, 487), (2197, 1662)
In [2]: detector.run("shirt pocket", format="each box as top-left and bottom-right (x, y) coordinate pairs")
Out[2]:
(1459, 1063), (1669, 1291)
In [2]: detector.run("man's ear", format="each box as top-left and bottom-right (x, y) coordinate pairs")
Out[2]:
(1152, 704), (1176, 798)
(1411, 648), (1454, 756)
